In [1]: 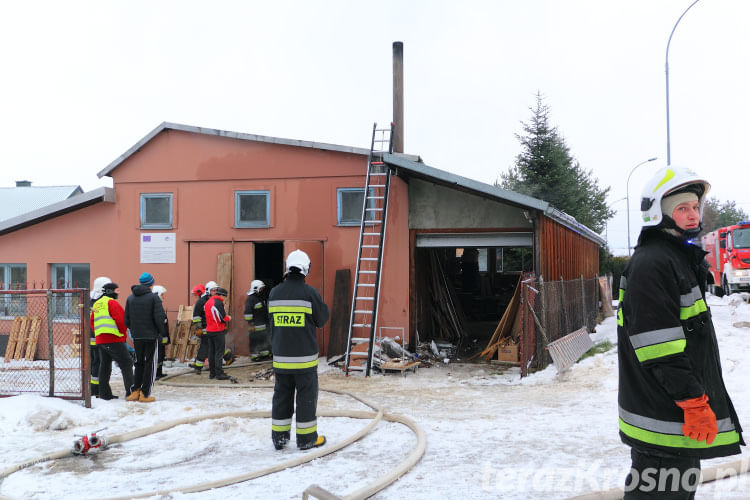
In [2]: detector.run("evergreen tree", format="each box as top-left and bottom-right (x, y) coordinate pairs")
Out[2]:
(499, 92), (613, 233)
(701, 197), (749, 234)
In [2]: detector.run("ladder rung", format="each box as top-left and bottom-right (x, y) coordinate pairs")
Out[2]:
(367, 196), (384, 200)
(354, 310), (373, 314)
(363, 232), (380, 236)
(369, 173), (387, 176)
(352, 323), (372, 328)
(362, 245), (379, 248)
(355, 297), (374, 301)
(365, 208), (383, 211)
(357, 284), (375, 287)
(371, 161), (385, 164)
(361, 258), (378, 261)
(369, 184), (386, 188)
(359, 270), (376, 274)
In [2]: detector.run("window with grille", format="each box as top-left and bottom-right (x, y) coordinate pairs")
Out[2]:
(50, 264), (89, 320)
(0, 264), (26, 317)
(140, 193), (173, 229)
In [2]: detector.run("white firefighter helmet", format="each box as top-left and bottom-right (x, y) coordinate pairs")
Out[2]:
(152, 285), (167, 298)
(91, 276), (113, 300)
(248, 280), (265, 295)
(205, 280), (219, 291)
(640, 166), (710, 228)
(286, 249), (311, 276)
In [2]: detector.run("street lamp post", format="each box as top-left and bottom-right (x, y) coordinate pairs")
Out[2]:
(626, 157), (659, 256)
(665, 0), (701, 165)
(605, 196), (627, 249)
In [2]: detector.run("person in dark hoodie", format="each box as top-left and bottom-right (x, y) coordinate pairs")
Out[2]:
(617, 166), (744, 498)
(90, 278), (134, 400)
(124, 272), (167, 403)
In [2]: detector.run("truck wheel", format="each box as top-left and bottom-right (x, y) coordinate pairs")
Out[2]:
(723, 277), (733, 296)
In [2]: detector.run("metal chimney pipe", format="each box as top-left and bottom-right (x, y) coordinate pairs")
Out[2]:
(392, 41), (404, 153)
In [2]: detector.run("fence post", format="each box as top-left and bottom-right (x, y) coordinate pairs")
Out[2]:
(47, 289), (55, 397)
(82, 290), (91, 408)
(580, 275), (587, 331)
(559, 276), (570, 334)
(538, 276), (547, 368)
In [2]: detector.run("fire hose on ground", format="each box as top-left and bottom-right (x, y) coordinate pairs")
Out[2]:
(0, 366), (427, 500)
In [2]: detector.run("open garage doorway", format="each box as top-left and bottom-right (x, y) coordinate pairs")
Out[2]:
(414, 233), (533, 359)
(254, 242), (284, 292)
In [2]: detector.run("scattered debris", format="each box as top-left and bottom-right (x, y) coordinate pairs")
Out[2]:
(250, 368), (274, 381)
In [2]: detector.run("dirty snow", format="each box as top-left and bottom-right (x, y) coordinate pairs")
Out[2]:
(1, 294), (749, 499)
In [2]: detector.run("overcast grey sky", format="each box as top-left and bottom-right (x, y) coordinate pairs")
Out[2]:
(1, 0), (748, 254)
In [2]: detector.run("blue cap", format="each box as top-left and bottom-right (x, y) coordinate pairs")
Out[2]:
(139, 272), (155, 286)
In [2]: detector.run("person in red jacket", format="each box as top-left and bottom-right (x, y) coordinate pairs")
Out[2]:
(203, 287), (232, 380)
(90, 281), (134, 400)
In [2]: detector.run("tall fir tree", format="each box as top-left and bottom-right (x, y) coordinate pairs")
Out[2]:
(499, 92), (613, 233)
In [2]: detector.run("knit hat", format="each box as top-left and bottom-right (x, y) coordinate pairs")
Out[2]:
(661, 191), (699, 221)
(139, 272), (155, 287)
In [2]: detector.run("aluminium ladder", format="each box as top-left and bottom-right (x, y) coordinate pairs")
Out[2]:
(344, 123), (394, 376)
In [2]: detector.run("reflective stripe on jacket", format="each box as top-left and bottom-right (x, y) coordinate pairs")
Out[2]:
(617, 229), (744, 458)
(269, 273), (329, 373)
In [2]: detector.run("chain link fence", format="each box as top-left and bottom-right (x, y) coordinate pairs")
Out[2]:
(0, 289), (90, 407)
(519, 276), (600, 376)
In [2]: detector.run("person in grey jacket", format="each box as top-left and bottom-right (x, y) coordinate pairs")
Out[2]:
(124, 272), (167, 403)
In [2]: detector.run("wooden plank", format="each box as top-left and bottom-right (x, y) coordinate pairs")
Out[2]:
(327, 269), (351, 360)
(217, 252), (232, 308)
(4, 317), (25, 362)
(23, 316), (42, 360)
(13, 317), (32, 360)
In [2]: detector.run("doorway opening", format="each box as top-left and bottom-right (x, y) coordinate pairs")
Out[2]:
(415, 246), (533, 359)
(254, 242), (284, 291)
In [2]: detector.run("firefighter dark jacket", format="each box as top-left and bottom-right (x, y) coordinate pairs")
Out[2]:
(269, 273), (329, 373)
(192, 292), (210, 328)
(617, 228), (744, 458)
(244, 292), (268, 330)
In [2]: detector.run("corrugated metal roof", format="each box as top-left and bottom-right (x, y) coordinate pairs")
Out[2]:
(383, 153), (606, 246)
(98, 122), (425, 179)
(0, 185), (83, 223)
(0, 187), (115, 236)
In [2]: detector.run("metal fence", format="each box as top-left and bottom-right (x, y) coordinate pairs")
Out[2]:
(519, 276), (600, 376)
(0, 289), (90, 407)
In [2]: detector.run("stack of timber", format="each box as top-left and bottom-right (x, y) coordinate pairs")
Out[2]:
(70, 328), (81, 358)
(419, 250), (467, 343)
(473, 277), (521, 361)
(3, 316), (42, 361)
(166, 305), (198, 362)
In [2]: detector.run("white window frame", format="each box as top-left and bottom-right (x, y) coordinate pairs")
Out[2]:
(50, 264), (89, 322)
(235, 190), (270, 228)
(0, 264), (26, 318)
(140, 193), (173, 229)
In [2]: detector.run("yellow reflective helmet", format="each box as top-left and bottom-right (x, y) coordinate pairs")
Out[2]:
(640, 166), (710, 227)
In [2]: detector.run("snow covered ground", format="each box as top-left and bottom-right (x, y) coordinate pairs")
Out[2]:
(1, 293), (749, 500)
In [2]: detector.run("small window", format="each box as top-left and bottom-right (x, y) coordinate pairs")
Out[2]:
(0, 264), (27, 317)
(51, 264), (89, 320)
(337, 188), (376, 226)
(140, 193), (173, 229)
(235, 190), (270, 228)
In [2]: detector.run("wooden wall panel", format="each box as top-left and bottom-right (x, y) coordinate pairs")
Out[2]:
(538, 215), (600, 280)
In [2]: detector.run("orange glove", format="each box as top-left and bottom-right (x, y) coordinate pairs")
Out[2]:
(675, 394), (718, 444)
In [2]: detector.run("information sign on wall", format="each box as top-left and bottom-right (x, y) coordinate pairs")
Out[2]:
(140, 233), (176, 264)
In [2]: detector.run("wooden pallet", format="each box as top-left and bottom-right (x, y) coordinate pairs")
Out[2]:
(20, 316), (41, 360)
(166, 305), (196, 362)
(4, 317), (26, 362)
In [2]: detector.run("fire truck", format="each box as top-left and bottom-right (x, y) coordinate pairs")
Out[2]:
(701, 221), (750, 296)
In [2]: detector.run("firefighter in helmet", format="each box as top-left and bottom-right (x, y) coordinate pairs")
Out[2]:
(244, 279), (271, 361)
(617, 166), (744, 497)
(269, 250), (330, 450)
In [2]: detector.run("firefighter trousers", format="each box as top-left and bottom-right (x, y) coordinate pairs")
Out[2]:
(204, 332), (227, 378)
(98, 342), (134, 399)
(272, 371), (319, 448)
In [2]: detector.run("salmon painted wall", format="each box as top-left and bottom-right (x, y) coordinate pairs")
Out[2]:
(0, 128), (410, 357)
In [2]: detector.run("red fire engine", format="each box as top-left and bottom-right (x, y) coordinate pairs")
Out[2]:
(701, 221), (750, 296)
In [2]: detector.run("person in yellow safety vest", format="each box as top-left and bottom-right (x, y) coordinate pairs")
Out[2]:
(89, 281), (134, 400)
(269, 250), (329, 450)
(88, 276), (112, 397)
(152, 285), (170, 379)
